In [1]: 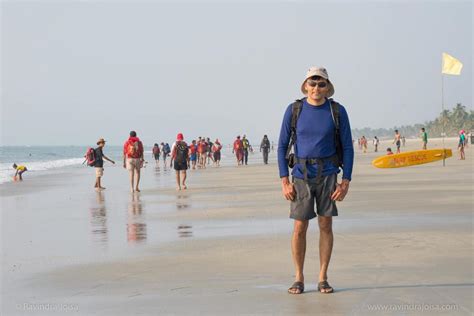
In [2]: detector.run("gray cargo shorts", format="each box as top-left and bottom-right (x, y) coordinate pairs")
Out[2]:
(290, 173), (338, 220)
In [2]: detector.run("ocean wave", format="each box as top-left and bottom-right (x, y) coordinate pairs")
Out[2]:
(0, 158), (84, 184)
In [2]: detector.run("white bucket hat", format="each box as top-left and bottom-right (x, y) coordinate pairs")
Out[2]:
(301, 66), (335, 97)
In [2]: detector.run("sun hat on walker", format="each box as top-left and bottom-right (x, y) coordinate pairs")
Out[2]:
(301, 66), (335, 97)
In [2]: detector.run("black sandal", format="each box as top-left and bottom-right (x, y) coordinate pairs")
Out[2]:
(288, 281), (305, 294)
(317, 280), (334, 293)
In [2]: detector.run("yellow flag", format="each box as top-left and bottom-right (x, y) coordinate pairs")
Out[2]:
(442, 53), (463, 75)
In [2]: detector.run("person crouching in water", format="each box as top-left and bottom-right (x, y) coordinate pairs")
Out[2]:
(12, 163), (27, 181)
(170, 133), (190, 190)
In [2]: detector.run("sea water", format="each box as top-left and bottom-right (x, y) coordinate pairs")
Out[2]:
(0, 145), (277, 184)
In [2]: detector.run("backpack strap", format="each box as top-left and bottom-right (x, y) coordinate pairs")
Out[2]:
(329, 99), (343, 167)
(285, 99), (303, 160)
(329, 99), (340, 131)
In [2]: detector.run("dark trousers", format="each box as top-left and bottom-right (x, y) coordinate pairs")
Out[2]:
(244, 149), (249, 165)
(262, 149), (269, 164)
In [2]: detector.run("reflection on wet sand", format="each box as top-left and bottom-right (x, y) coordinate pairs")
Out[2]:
(176, 194), (190, 210)
(154, 165), (160, 175)
(127, 193), (147, 243)
(177, 225), (193, 238)
(90, 191), (107, 244)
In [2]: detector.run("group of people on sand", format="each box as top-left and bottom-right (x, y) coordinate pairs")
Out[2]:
(151, 142), (171, 169)
(357, 130), (408, 155)
(88, 131), (226, 192)
(232, 134), (272, 166)
(151, 137), (223, 171)
(232, 134), (252, 166)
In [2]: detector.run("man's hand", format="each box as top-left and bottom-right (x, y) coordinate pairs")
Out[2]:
(281, 177), (295, 201)
(331, 179), (350, 202)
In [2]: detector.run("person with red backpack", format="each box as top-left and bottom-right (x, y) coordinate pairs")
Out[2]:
(212, 139), (223, 167)
(197, 139), (207, 169)
(189, 140), (198, 170)
(232, 135), (244, 166)
(123, 131), (144, 193)
(170, 133), (189, 190)
(152, 143), (160, 167)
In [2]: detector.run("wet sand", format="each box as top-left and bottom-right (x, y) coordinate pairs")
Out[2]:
(1, 139), (473, 315)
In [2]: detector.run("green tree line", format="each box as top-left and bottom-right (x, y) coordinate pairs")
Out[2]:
(352, 103), (473, 139)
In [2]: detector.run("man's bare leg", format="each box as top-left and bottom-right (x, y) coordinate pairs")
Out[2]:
(135, 170), (141, 192)
(181, 171), (187, 189)
(97, 177), (105, 190)
(129, 170), (135, 193)
(175, 171), (181, 190)
(318, 216), (334, 292)
(289, 219), (308, 294)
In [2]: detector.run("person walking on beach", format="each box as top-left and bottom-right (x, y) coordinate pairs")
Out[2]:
(165, 143), (171, 158)
(189, 140), (198, 170)
(152, 143), (161, 166)
(420, 128), (428, 150)
(242, 135), (252, 165)
(461, 130), (468, 148)
(170, 133), (189, 190)
(402, 136), (406, 147)
(160, 142), (168, 170)
(458, 130), (466, 160)
(278, 67), (354, 295)
(123, 131), (144, 193)
(197, 138), (207, 169)
(94, 138), (115, 190)
(12, 163), (27, 181)
(196, 137), (202, 166)
(260, 135), (271, 164)
(233, 136), (244, 166)
(212, 139), (222, 167)
(206, 137), (214, 165)
(373, 136), (379, 152)
(361, 136), (368, 153)
(393, 130), (401, 154)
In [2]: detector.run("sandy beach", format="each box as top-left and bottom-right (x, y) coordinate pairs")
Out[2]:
(1, 138), (473, 315)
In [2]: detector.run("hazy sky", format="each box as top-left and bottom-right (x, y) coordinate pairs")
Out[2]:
(1, 0), (472, 146)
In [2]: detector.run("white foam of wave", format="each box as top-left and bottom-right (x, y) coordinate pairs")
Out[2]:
(0, 158), (84, 184)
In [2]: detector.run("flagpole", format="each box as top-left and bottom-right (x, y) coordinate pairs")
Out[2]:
(440, 52), (463, 166)
(441, 73), (446, 167)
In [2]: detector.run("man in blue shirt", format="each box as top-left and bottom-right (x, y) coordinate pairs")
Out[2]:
(278, 67), (354, 295)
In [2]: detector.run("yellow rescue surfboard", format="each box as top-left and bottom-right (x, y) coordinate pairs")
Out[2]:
(372, 149), (452, 168)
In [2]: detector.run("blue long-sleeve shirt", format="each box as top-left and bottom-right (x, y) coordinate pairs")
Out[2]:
(277, 98), (354, 181)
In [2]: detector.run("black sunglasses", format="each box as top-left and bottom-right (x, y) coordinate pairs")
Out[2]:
(307, 79), (328, 88)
